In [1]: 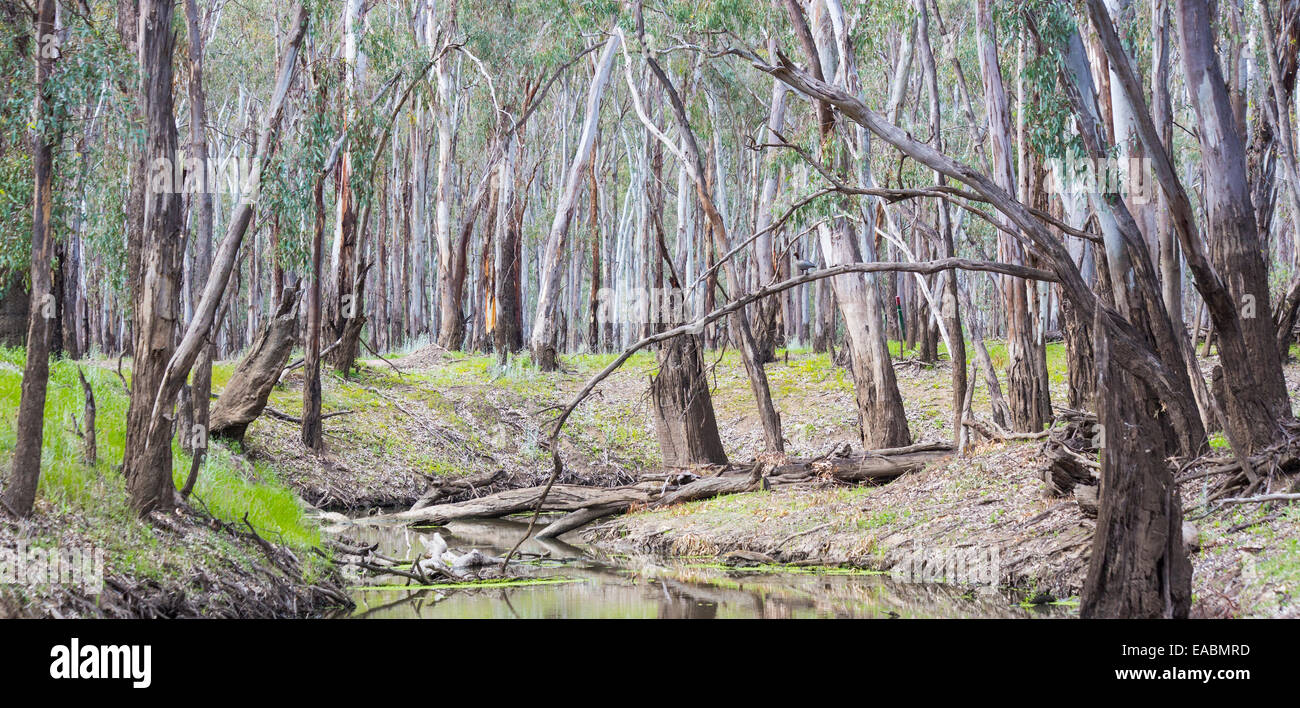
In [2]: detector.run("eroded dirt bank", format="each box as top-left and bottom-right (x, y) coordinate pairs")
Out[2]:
(249, 345), (1300, 618)
(11, 344), (1290, 617)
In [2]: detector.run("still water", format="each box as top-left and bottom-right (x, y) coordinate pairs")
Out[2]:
(333, 518), (1071, 619)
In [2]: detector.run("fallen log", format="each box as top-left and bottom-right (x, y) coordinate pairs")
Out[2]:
(815, 449), (954, 483)
(665, 445), (954, 485)
(411, 469), (507, 510)
(650, 470), (769, 507)
(536, 503), (629, 539)
(371, 484), (657, 525)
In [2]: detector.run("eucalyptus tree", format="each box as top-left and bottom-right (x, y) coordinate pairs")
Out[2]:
(3, 0), (58, 517)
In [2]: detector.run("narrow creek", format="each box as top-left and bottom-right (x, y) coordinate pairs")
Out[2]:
(328, 518), (1072, 619)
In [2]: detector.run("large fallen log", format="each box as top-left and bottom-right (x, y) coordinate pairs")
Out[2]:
(650, 468), (769, 507)
(536, 503), (629, 539)
(411, 469), (507, 510)
(704, 444), (953, 485)
(372, 484), (658, 525)
(816, 449), (954, 483)
(374, 444), (953, 532)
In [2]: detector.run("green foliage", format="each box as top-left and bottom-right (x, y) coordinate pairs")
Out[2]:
(0, 349), (321, 553)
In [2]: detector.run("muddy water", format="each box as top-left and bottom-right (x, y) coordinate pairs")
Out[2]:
(335, 519), (1076, 618)
(332, 518), (1072, 619)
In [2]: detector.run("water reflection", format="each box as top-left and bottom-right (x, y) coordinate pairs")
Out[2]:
(335, 518), (1072, 619)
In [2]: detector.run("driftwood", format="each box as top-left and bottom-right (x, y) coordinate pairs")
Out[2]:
(373, 484), (659, 525)
(536, 503), (629, 539)
(411, 469), (507, 510)
(209, 286), (300, 441)
(377, 444), (954, 538)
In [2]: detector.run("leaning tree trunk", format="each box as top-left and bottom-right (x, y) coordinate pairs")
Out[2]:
(123, 0), (185, 515)
(531, 34), (621, 370)
(209, 286), (301, 443)
(636, 37), (785, 453)
(3, 0), (58, 518)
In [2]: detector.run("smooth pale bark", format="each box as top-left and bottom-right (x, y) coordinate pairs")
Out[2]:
(821, 0), (913, 448)
(531, 35), (621, 370)
(976, 0), (1049, 432)
(3, 0), (58, 517)
(179, 0), (213, 496)
(432, 12), (465, 350)
(1151, 0), (1183, 326)
(753, 46), (788, 361)
(916, 0), (967, 449)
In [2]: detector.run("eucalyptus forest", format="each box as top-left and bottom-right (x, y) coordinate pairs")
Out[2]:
(1, 0), (1299, 623)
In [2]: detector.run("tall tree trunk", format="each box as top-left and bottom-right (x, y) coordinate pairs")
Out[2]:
(3, 0), (58, 517)
(753, 48), (788, 362)
(531, 35), (620, 370)
(180, 0), (214, 494)
(977, 0), (1050, 432)
(124, 0), (185, 515)
(796, 0), (911, 448)
(303, 169), (326, 452)
(1174, 0), (1293, 451)
(494, 136), (523, 364)
(633, 29), (785, 452)
(916, 0), (967, 448)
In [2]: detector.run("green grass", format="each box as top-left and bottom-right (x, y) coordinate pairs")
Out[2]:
(0, 348), (324, 582)
(889, 339), (1068, 387)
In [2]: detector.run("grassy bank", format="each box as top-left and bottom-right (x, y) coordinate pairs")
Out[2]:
(0, 348), (336, 617)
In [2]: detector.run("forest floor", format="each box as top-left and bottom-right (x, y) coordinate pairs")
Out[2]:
(3, 339), (1298, 617)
